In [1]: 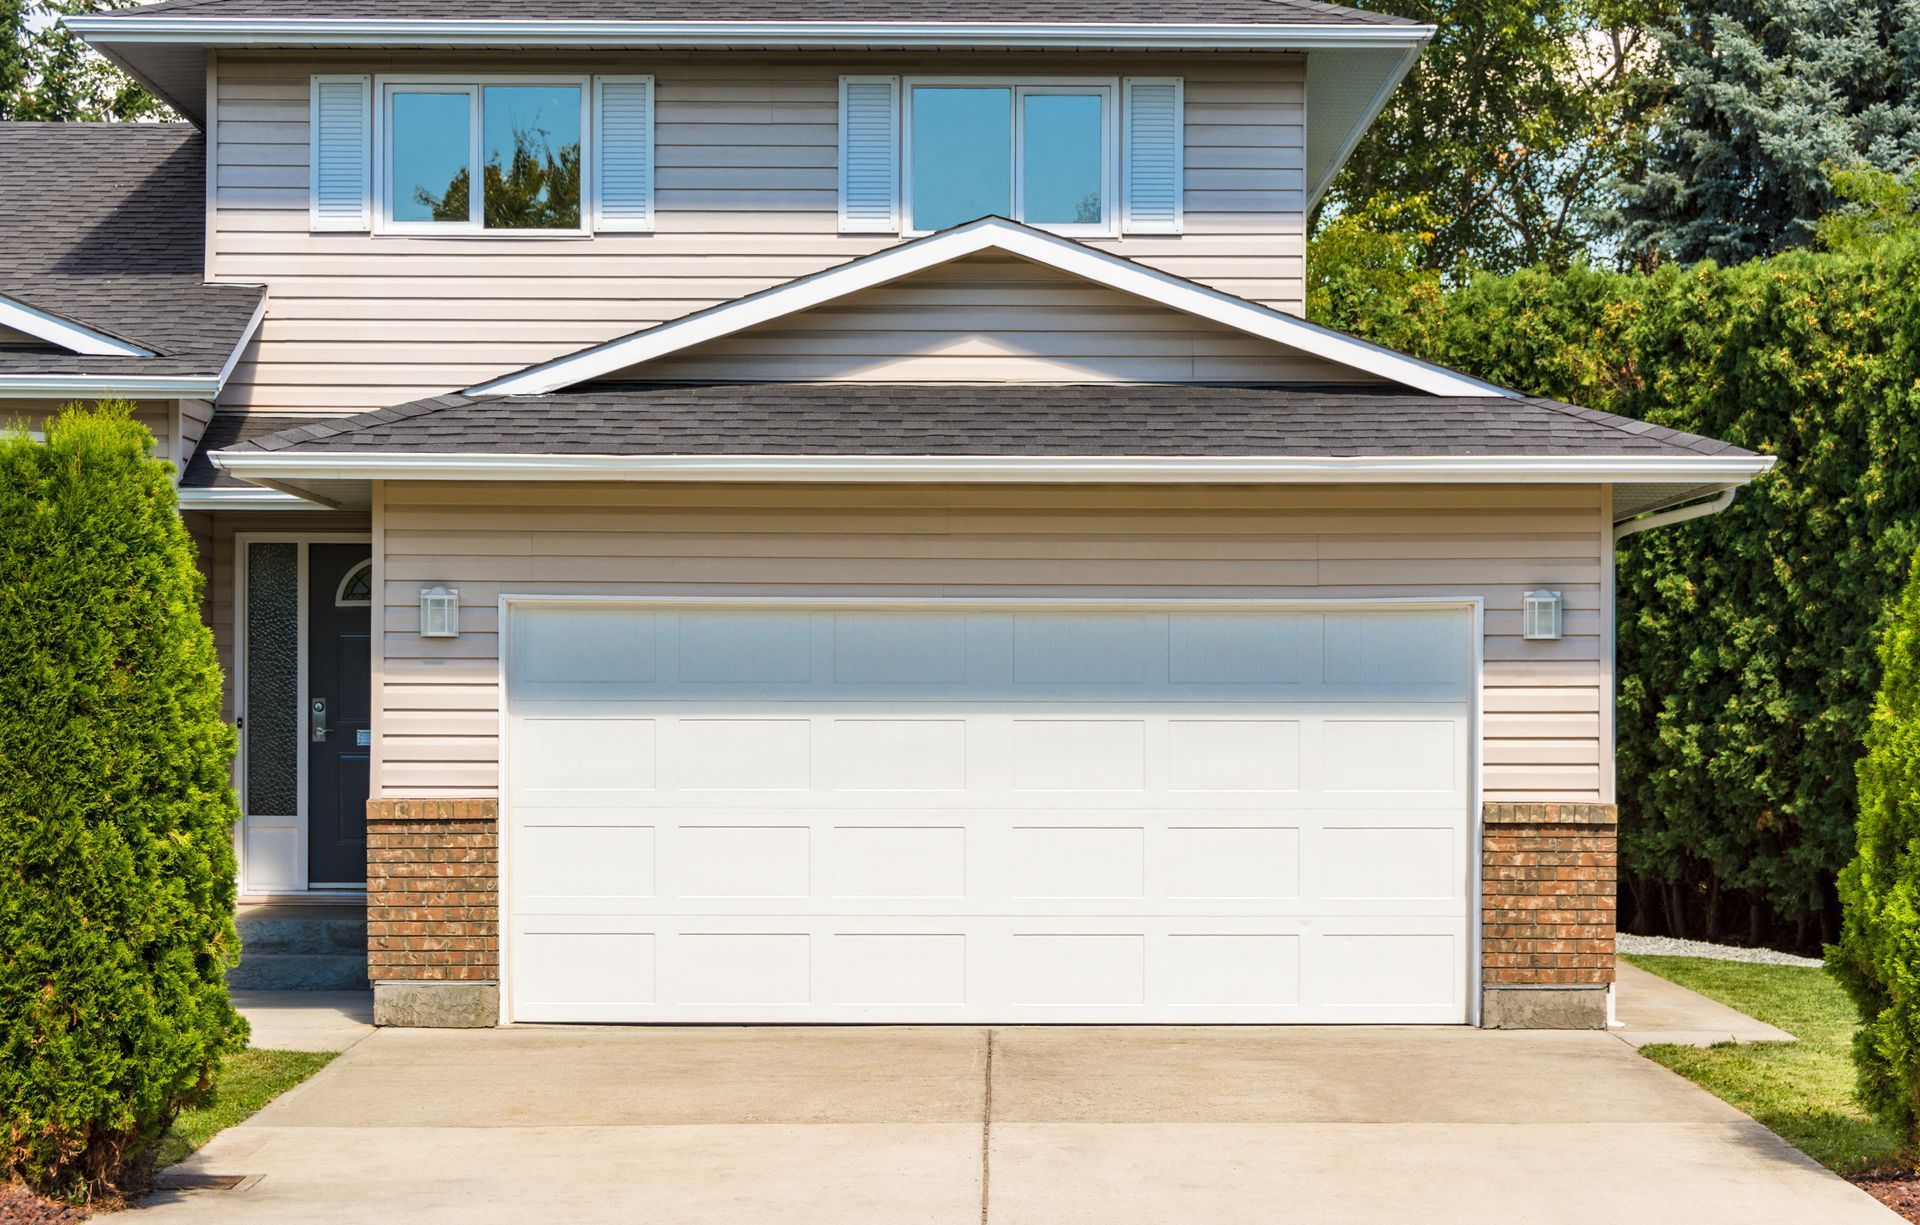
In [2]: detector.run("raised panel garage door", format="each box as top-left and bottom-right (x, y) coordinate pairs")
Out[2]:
(504, 602), (1474, 1024)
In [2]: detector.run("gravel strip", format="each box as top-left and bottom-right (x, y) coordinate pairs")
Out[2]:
(1617, 933), (1825, 967)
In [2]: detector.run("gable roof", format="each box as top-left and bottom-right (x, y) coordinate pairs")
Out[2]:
(0, 123), (265, 395)
(469, 217), (1505, 400)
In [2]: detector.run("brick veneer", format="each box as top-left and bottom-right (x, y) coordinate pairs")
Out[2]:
(1482, 802), (1617, 989)
(366, 798), (499, 984)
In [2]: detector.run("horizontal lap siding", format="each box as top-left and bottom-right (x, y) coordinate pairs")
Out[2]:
(376, 482), (1609, 803)
(634, 254), (1366, 383)
(213, 52), (1306, 414)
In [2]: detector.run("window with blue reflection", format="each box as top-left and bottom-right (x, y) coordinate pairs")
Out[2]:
(911, 86), (1012, 232)
(482, 85), (582, 230)
(1022, 93), (1104, 225)
(391, 90), (472, 223)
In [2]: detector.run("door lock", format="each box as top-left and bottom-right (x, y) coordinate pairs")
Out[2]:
(311, 698), (329, 742)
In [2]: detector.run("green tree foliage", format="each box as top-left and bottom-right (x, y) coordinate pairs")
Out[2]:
(1613, 0), (1920, 266)
(1830, 543), (1920, 1148)
(1320, 0), (1665, 274)
(418, 125), (583, 230)
(0, 403), (245, 1202)
(1314, 183), (1920, 947)
(0, 1), (168, 121)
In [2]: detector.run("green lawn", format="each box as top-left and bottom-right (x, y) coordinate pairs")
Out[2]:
(1624, 954), (1901, 1175)
(152, 1049), (336, 1169)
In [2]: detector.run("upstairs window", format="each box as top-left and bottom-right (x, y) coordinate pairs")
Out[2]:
(840, 75), (1180, 238)
(311, 73), (653, 235)
(906, 81), (1116, 236)
(385, 80), (585, 232)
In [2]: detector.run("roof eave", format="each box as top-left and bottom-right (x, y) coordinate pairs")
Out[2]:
(0, 292), (266, 400)
(211, 449), (1778, 487)
(66, 17), (1435, 49)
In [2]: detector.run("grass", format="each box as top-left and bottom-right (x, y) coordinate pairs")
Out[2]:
(151, 1048), (336, 1169)
(1624, 954), (1902, 1175)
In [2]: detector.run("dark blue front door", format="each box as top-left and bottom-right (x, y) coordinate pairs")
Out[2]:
(307, 543), (371, 885)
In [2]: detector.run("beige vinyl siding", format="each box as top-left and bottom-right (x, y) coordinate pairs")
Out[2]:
(629, 252), (1375, 384)
(213, 52), (1307, 414)
(7, 398), (176, 467)
(376, 481), (1611, 803)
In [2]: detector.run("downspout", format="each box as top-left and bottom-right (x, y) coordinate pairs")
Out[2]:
(1612, 486), (1738, 543)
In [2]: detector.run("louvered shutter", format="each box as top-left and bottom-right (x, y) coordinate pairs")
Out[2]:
(839, 76), (900, 233)
(309, 75), (371, 232)
(595, 75), (655, 233)
(1122, 78), (1183, 235)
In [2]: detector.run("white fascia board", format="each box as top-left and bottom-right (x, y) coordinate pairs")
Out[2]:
(69, 16), (1434, 50)
(212, 449), (1778, 486)
(215, 294), (270, 395)
(176, 486), (327, 511)
(469, 217), (1507, 399)
(0, 375), (221, 397)
(0, 295), (152, 358)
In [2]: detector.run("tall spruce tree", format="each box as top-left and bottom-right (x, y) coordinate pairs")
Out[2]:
(1614, 0), (1920, 265)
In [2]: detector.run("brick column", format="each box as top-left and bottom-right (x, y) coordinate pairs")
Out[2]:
(1480, 802), (1617, 1030)
(366, 798), (500, 1028)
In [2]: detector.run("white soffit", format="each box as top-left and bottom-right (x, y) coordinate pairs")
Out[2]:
(1306, 44), (1422, 204)
(467, 217), (1508, 399)
(0, 294), (152, 358)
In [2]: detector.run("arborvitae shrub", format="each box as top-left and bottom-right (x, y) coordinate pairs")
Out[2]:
(0, 402), (245, 1202)
(1832, 543), (1920, 1148)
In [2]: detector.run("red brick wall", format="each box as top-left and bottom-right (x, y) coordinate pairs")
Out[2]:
(366, 799), (499, 983)
(1482, 803), (1617, 988)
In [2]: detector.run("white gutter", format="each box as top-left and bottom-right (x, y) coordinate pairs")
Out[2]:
(175, 486), (326, 511)
(212, 450), (1778, 486)
(66, 17), (1435, 50)
(1613, 487), (1738, 541)
(0, 375), (222, 397)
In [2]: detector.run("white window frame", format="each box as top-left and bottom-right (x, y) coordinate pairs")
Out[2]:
(901, 76), (1121, 239)
(374, 73), (595, 237)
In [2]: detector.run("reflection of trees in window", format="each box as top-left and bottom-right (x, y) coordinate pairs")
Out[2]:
(1074, 192), (1100, 224)
(414, 124), (581, 229)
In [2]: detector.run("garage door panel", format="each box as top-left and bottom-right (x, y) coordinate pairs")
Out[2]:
(508, 916), (1470, 1023)
(506, 603), (1475, 1024)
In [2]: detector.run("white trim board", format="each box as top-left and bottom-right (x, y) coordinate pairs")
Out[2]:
(68, 17), (1436, 50)
(467, 216), (1511, 399)
(213, 449), (1778, 489)
(0, 294), (151, 358)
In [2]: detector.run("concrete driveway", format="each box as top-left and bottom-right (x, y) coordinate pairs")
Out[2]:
(138, 1024), (1895, 1224)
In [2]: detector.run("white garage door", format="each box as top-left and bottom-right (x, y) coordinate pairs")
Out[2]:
(504, 602), (1474, 1024)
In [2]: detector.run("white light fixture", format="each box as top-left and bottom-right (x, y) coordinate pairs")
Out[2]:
(1522, 590), (1564, 641)
(419, 585), (460, 638)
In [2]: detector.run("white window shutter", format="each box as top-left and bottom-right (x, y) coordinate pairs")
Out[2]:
(309, 74), (371, 232)
(594, 75), (655, 233)
(839, 75), (900, 233)
(1122, 78), (1183, 235)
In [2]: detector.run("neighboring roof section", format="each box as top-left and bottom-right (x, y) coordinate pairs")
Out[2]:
(0, 123), (265, 393)
(220, 383), (1762, 462)
(468, 218), (1504, 400)
(183, 412), (339, 488)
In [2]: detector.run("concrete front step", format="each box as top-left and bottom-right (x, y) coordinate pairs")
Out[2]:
(231, 904), (369, 991)
(228, 952), (369, 992)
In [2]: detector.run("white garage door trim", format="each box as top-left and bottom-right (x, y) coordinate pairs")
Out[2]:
(496, 595), (1486, 1027)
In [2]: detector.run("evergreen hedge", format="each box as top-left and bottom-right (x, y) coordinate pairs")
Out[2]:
(1831, 543), (1920, 1148)
(1313, 223), (1920, 947)
(0, 402), (246, 1202)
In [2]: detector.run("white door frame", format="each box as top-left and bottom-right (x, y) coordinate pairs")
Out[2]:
(495, 593), (1487, 1026)
(234, 531), (373, 897)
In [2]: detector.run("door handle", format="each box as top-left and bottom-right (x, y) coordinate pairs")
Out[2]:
(311, 698), (329, 742)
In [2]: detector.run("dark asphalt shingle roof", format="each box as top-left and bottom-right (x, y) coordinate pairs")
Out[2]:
(184, 413), (337, 487)
(117, 0), (1418, 25)
(0, 123), (263, 379)
(218, 382), (1754, 461)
